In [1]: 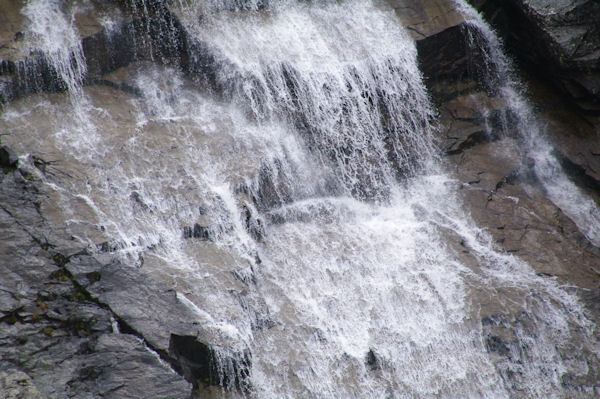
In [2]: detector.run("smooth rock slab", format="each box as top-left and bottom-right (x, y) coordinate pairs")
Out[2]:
(68, 334), (191, 399)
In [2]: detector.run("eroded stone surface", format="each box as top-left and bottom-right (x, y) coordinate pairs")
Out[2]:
(469, 0), (600, 107)
(1, 0), (600, 396)
(387, 0), (465, 39)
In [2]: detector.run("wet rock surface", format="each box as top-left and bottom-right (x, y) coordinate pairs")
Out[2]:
(1, 0), (600, 397)
(389, 0), (486, 92)
(387, 0), (465, 39)
(526, 75), (600, 197)
(438, 86), (600, 291)
(0, 0), (188, 104)
(0, 151), (254, 397)
(433, 43), (600, 395)
(0, 162), (194, 398)
(408, 3), (600, 391)
(468, 0), (600, 110)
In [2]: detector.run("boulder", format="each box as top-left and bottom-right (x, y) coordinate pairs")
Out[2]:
(388, 0), (490, 99)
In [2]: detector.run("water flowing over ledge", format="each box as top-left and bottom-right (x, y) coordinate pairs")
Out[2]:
(0, 0), (599, 398)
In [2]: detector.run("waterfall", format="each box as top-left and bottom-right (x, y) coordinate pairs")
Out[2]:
(181, 0), (438, 201)
(1, 0), (598, 398)
(455, 0), (600, 247)
(22, 0), (87, 96)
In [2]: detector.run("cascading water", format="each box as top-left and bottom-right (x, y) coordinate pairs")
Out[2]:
(181, 0), (438, 200)
(1, 0), (598, 398)
(22, 0), (87, 96)
(455, 0), (600, 247)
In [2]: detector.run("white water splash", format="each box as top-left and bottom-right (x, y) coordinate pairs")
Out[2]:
(186, 0), (437, 200)
(1, 0), (598, 398)
(455, 0), (600, 246)
(22, 0), (87, 96)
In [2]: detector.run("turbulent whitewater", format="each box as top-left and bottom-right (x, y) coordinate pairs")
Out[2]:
(1, 0), (599, 398)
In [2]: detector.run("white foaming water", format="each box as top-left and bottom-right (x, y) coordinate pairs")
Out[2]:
(185, 0), (437, 200)
(455, 0), (600, 247)
(1, 0), (597, 398)
(21, 0), (101, 154)
(22, 0), (87, 96)
(250, 179), (504, 398)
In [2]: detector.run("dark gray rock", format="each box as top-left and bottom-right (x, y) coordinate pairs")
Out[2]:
(386, 0), (490, 96)
(0, 158), (192, 399)
(0, 145), (18, 171)
(69, 333), (191, 399)
(468, 0), (600, 107)
(417, 23), (486, 84)
(67, 255), (200, 352)
(0, 370), (44, 399)
(66, 254), (252, 391)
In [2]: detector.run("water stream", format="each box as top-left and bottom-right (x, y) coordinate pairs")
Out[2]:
(455, 0), (600, 247)
(1, 0), (598, 397)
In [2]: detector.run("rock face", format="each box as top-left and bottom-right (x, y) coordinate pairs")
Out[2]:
(393, 0), (600, 391)
(0, 372), (44, 399)
(0, 153), (255, 397)
(436, 93), (600, 395)
(1, 0), (600, 397)
(0, 0), (187, 104)
(0, 161), (192, 398)
(469, 0), (600, 111)
(461, 0), (600, 233)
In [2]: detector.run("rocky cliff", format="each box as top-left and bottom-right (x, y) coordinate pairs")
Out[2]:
(469, 0), (600, 111)
(1, 0), (599, 397)
(410, 0), (600, 392)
